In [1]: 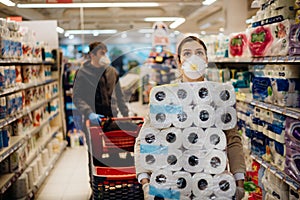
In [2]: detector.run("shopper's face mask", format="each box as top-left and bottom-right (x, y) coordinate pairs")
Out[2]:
(181, 55), (207, 80)
(99, 55), (111, 66)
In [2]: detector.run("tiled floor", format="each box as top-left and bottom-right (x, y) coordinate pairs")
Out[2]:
(36, 146), (91, 200)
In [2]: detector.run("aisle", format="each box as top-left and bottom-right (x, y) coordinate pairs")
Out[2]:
(36, 146), (91, 200)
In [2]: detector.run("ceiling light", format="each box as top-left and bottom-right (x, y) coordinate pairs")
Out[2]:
(0, 0), (15, 6)
(245, 18), (253, 24)
(199, 22), (211, 29)
(219, 27), (224, 32)
(69, 35), (74, 40)
(202, 0), (217, 6)
(65, 29), (117, 35)
(200, 31), (206, 35)
(144, 17), (179, 22)
(17, 2), (159, 8)
(169, 18), (186, 29)
(121, 33), (127, 38)
(56, 26), (64, 34)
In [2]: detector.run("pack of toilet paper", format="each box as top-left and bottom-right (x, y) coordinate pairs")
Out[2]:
(140, 81), (237, 199)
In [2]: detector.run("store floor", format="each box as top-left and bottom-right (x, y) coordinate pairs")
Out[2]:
(36, 146), (91, 200)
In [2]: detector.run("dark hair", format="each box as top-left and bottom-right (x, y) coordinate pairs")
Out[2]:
(89, 41), (107, 55)
(177, 36), (207, 63)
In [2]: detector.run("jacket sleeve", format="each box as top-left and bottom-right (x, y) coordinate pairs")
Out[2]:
(115, 76), (129, 117)
(225, 126), (246, 175)
(73, 71), (93, 118)
(134, 115), (152, 178)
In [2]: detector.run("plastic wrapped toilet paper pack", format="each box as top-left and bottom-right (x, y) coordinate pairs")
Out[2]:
(182, 150), (205, 173)
(170, 171), (192, 196)
(172, 106), (195, 128)
(192, 81), (214, 105)
(203, 149), (227, 174)
(140, 153), (166, 171)
(194, 104), (215, 128)
(172, 83), (196, 105)
(204, 128), (227, 150)
(215, 106), (237, 130)
(159, 127), (183, 149)
(150, 85), (179, 105)
(140, 127), (161, 146)
(192, 173), (214, 198)
(161, 149), (183, 171)
(150, 169), (174, 189)
(182, 127), (205, 150)
(212, 83), (236, 107)
(213, 173), (236, 198)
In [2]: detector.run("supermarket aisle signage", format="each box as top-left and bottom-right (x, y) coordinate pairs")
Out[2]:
(6, 16), (22, 22)
(46, 0), (72, 3)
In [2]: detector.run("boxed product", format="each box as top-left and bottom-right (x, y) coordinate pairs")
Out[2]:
(252, 76), (300, 107)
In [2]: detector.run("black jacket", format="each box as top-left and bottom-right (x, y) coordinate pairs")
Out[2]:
(73, 61), (129, 119)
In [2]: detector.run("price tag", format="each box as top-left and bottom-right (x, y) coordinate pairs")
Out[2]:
(296, 56), (300, 62)
(271, 56), (278, 62)
(278, 56), (284, 62)
(288, 56), (296, 62)
(263, 57), (269, 62)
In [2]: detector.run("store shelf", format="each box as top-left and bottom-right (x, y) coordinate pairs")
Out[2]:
(0, 60), (55, 66)
(0, 173), (16, 194)
(25, 125), (60, 166)
(0, 94), (59, 129)
(0, 136), (25, 163)
(211, 56), (300, 64)
(236, 93), (300, 120)
(31, 141), (67, 193)
(0, 79), (58, 97)
(251, 154), (300, 192)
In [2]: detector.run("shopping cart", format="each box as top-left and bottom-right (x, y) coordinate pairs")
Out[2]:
(86, 117), (144, 200)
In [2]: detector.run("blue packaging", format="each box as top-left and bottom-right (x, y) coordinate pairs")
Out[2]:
(0, 97), (6, 119)
(0, 68), (4, 90)
(2, 127), (10, 147)
(3, 66), (10, 88)
(0, 128), (3, 149)
(252, 77), (300, 107)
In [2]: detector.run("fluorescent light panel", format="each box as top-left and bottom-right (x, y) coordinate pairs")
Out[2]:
(144, 17), (179, 22)
(0, 0), (15, 6)
(56, 26), (64, 34)
(65, 29), (117, 35)
(202, 0), (217, 6)
(169, 18), (185, 29)
(17, 2), (159, 8)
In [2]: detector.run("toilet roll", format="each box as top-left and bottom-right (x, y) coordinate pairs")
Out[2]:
(203, 149), (227, 175)
(170, 171), (192, 196)
(204, 128), (227, 150)
(193, 82), (214, 105)
(150, 85), (178, 105)
(149, 112), (173, 129)
(172, 83), (196, 105)
(182, 127), (205, 150)
(41, 149), (49, 167)
(161, 149), (183, 171)
(25, 167), (34, 191)
(182, 150), (205, 173)
(140, 127), (161, 146)
(213, 173), (236, 198)
(140, 153), (165, 171)
(172, 106), (195, 128)
(160, 127), (182, 149)
(213, 83), (236, 107)
(192, 173), (214, 198)
(150, 169), (174, 189)
(215, 106), (237, 130)
(194, 105), (215, 128)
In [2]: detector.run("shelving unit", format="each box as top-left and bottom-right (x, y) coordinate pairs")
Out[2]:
(0, 58), (66, 199)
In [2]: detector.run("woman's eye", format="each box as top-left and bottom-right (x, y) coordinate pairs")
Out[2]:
(183, 52), (191, 57)
(196, 51), (204, 56)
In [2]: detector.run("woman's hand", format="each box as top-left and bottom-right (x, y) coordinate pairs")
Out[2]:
(141, 178), (150, 200)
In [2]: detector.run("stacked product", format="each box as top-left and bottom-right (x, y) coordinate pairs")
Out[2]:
(139, 82), (238, 199)
(289, 0), (300, 55)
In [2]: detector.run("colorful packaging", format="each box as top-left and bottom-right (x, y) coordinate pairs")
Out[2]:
(15, 65), (22, 84)
(0, 96), (6, 119)
(0, 67), (5, 90)
(269, 19), (291, 56)
(248, 25), (273, 57)
(229, 32), (249, 57)
(22, 65), (31, 83)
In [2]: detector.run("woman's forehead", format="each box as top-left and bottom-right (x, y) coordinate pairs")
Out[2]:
(181, 40), (205, 51)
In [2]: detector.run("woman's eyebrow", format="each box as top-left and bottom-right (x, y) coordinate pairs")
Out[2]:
(182, 49), (191, 52)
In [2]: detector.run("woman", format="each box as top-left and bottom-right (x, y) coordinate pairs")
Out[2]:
(134, 35), (246, 200)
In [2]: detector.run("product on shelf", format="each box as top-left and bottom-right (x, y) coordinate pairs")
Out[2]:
(229, 32), (249, 57)
(248, 25), (273, 57)
(289, 23), (300, 56)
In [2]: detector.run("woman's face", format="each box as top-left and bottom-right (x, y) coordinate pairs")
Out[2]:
(179, 40), (208, 82)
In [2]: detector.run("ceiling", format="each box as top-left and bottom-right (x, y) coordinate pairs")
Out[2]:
(0, 0), (257, 42)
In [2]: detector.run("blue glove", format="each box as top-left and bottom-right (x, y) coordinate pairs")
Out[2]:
(88, 113), (104, 124)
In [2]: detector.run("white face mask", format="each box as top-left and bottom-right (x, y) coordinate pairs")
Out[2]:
(181, 55), (207, 80)
(99, 55), (111, 66)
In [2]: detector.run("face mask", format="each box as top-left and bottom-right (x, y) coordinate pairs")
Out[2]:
(99, 55), (111, 66)
(181, 55), (207, 80)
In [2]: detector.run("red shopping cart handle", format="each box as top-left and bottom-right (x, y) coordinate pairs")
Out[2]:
(86, 116), (144, 127)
